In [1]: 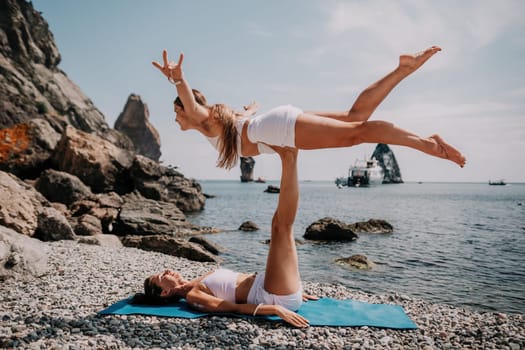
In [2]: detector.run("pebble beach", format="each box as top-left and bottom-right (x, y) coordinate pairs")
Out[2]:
(1, 241), (523, 350)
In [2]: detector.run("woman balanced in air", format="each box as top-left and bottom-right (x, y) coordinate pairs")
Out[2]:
(152, 45), (466, 169)
(140, 147), (314, 327)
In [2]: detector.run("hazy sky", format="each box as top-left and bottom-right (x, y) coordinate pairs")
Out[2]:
(33, 0), (525, 182)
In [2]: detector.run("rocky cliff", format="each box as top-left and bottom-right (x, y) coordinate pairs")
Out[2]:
(372, 143), (403, 184)
(0, 0), (219, 270)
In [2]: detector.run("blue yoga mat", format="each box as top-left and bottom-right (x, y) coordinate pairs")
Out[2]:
(99, 297), (417, 329)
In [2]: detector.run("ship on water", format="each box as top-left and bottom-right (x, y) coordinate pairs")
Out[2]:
(336, 157), (384, 188)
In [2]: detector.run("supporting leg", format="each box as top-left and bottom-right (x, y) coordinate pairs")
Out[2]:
(263, 147), (301, 296)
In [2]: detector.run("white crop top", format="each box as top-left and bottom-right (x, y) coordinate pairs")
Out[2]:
(205, 117), (275, 158)
(201, 268), (238, 303)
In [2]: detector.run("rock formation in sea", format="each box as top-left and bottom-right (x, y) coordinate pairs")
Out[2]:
(240, 156), (255, 182)
(0, 0), (219, 275)
(372, 143), (404, 184)
(114, 94), (161, 161)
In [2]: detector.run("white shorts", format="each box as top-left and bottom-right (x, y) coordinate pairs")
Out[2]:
(247, 105), (302, 152)
(246, 271), (303, 311)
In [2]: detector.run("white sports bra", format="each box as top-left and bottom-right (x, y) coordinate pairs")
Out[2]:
(201, 268), (238, 303)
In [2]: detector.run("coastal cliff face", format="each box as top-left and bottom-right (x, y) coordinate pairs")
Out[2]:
(372, 144), (403, 184)
(0, 0), (217, 270)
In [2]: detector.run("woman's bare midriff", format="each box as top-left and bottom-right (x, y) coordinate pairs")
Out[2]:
(235, 272), (256, 303)
(240, 120), (260, 157)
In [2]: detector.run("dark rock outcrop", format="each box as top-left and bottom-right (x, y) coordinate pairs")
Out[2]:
(264, 185), (280, 193)
(0, 225), (50, 281)
(114, 94), (161, 161)
(129, 155), (205, 213)
(239, 221), (259, 231)
(189, 236), (225, 255)
(35, 169), (94, 205)
(372, 144), (403, 184)
(121, 235), (221, 263)
(240, 157), (255, 182)
(304, 217), (358, 241)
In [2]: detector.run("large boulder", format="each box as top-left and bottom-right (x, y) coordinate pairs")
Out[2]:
(240, 157), (255, 182)
(0, 119), (61, 178)
(121, 235), (221, 263)
(112, 193), (197, 236)
(129, 155), (206, 212)
(0, 225), (50, 281)
(114, 94), (161, 161)
(304, 217), (358, 241)
(35, 169), (94, 205)
(372, 144), (403, 184)
(0, 170), (48, 236)
(34, 207), (76, 241)
(52, 126), (134, 193)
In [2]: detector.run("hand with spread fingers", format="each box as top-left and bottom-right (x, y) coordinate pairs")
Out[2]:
(276, 305), (310, 328)
(152, 50), (184, 84)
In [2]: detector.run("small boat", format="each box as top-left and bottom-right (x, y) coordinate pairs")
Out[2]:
(347, 158), (384, 187)
(489, 179), (506, 186)
(255, 177), (266, 183)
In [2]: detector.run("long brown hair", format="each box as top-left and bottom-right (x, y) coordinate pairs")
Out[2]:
(211, 103), (240, 169)
(174, 90), (240, 169)
(130, 277), (181, 305)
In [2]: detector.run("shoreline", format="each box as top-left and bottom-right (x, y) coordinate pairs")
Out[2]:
(1, 241), (523, 349)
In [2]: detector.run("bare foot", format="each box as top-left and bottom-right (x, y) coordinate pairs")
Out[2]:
(429, 134), (466, 167)
(399, 46), (441, 74)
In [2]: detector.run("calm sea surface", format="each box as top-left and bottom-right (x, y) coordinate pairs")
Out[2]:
(188, 181), (525, 314)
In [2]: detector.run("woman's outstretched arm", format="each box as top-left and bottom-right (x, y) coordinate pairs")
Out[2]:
(152, 50), (208, 123)
(186, 287), (309, 327)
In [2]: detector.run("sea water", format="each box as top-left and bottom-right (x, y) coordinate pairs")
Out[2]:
(188, 181), (525, 314)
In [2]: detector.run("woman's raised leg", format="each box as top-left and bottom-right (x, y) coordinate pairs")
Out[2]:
(263, 147), (301, 295)
(306, 46), (442, 122)
(295, 115), (466, 167)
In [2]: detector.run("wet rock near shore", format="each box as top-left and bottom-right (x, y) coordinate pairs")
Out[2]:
(304, 217), (359, 241)
(349, 219), (393, 234)
(239, 221), (259, 231)
(264, 185), (280, 193)
(304, 217), (394, 241)
(335, 254), (376, 270)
